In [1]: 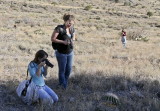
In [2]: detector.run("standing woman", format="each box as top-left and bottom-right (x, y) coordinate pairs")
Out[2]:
(51, 14), (75, 89)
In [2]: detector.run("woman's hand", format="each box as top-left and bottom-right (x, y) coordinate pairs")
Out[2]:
(63, 40), (70, 45)
(36, 61), (45, 76)
(38, 61), (45, 68)
(52, 31), (70, 45)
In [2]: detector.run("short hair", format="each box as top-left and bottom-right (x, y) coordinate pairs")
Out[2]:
(63, 14), (75, 21)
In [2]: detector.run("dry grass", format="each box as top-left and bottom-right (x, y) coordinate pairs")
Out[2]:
(0, 0), (160, 110)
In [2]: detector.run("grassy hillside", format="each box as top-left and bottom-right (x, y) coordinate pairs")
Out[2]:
(0, 0), (160, 110)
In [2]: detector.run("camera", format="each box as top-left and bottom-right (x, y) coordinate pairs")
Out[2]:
(42, 59), (54, 68)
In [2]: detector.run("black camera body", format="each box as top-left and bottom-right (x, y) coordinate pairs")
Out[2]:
(42, 59), (54, 68)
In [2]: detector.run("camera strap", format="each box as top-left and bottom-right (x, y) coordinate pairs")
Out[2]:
(26, 61), (34, 82)
(26, 68), (32, 83)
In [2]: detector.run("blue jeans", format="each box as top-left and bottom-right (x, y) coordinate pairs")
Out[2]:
(56, 51), (73, 88)
(121, 36), (127, 48)
(38, 85), (58, 104)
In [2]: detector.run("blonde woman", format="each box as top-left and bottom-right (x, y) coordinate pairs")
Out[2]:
(51, 14), (76, 89)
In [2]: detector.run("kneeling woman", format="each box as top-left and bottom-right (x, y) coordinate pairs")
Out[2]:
(28, 50), (58, 104)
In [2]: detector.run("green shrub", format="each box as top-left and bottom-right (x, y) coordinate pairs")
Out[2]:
(51, 2), (57, 6)
(96, 7), (99, 9)
(84, 5), (92, 11)
(142, 6), (146, 8)
(147, 11), (153, 17)
(124, 2), (131, 6)
(53, 18), (59, 23)
(115, 0), (119, 3)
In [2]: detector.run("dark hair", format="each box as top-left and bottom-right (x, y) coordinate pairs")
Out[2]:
(63, 14), (75, 22)
(33, 50), (48, 64)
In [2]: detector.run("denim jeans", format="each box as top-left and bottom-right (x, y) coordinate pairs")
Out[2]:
(121, 36), (127, 48)
(56, 51), (73, 89)
(38, 85), (58, 104)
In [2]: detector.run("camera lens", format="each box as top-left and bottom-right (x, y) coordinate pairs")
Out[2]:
(43, 59), (54, 68)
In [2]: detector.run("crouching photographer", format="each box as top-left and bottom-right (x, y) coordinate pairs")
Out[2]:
(17, 50), (58, 106)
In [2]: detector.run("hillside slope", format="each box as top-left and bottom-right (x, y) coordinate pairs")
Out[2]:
(0, 0), (160, 110)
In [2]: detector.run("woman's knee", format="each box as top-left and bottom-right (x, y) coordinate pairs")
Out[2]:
(54, 95), (58, 102)
(41, 97), (53, 104)
(44, 86), (59, 102)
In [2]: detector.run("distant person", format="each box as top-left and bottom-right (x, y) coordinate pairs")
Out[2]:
(121, 29), (127, 48)
(51, 14), (76, 89)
